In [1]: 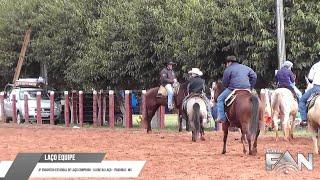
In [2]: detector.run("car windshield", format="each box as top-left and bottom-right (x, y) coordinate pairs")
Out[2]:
(19, 90), (50, 100)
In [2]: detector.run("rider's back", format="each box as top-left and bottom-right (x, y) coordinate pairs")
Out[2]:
(222, 63), (257, 90)
(276, 67), (294, 87)
(188, 76), (205, 94)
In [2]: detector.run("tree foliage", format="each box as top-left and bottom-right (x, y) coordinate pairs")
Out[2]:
(0, 0), (318, 90)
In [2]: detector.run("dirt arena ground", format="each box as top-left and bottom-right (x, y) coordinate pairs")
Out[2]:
(0, 123), (319, 180)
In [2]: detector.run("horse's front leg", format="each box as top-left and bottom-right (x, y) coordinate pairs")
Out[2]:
(178, 114), (183, 132)
(273, 114), (280, 141)
(222, 122), (230, 154)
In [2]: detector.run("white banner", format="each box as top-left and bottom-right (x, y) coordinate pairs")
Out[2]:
(0, 161), (145, 178)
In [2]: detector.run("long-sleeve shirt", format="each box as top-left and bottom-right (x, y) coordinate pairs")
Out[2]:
(222, 62), (257, 90)
(308, 61), (320, 85)
(160, 68), (176, 86)
(188, 76), (205, 94)
(275, 67), (295, 87)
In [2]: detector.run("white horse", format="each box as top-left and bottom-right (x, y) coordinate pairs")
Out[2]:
(186, 96), (208, 142)
(270, 88), (298, 141)
(305, 78), (320, 154)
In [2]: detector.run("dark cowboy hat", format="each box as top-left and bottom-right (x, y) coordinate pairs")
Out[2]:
(165, 59), (176, 65)
(224, 55), (240, 64)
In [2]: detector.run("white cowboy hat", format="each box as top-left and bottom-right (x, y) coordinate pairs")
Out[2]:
(188, 68), (203, 76)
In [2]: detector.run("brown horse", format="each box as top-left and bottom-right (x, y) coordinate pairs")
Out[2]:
(144, 82), (188, 133)
(212, 80), (264, 155)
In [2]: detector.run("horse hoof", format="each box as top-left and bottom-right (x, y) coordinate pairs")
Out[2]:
(200, 137), (205, 141)
(147, 130), (152, 134)
(222, 150), (226, 154)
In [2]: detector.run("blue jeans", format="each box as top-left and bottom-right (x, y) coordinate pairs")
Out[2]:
(290, 83), (302, 100)
(217, 88), (232, 122)
(211, 104), (218, 119)
(165, 84), (174, 109)
(298, 85), (320, 121)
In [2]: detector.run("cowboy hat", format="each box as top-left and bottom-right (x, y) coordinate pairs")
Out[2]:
(188, 68), (203, 76)
(224, 55), (239, 63)
(282, 60), (293, 69)
(166, 61), (176, 65)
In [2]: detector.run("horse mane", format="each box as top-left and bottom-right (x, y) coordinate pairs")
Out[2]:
(214, 80), (225, 102)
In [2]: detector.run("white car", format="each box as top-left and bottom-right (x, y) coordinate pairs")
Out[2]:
(4, 84), (62, 124)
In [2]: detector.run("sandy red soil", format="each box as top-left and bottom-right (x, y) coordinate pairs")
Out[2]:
(0, 123), (319, 180)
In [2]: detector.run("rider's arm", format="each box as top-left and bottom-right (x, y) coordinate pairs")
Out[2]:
(248, 68), (257, 88)
(161, 71), (174, 84)
(202, 79), (206, 92)
(289, 71), (295, 84)
(308, 65), (316, 83)
(222, 69), (231, 88)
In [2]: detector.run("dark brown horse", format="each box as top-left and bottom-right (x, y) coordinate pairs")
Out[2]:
(144, 82), (188, 133)
(212, 80), (264, 155)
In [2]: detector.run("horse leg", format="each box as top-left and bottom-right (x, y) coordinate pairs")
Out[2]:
(200, 117), (205, 141)
(273, 114), (280, 141)
(186, 118), (190, 132)
(222, 122), (230, 154)
(251, 129), (260, 155)
(247, 132), (253, 155)
(289, 113), (296, 140)
(178, 113), (183, 132)
(283, 113), (290, 141)
(240, 129), (247, 154)
(147, 108), (158, 133)
(308, 121), (319, 154)
(147, 121), (152, 133)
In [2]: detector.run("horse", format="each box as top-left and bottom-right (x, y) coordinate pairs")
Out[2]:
(185, 96), (208, 141)
(270, 88), (298, 141)
(305, 79), (320, 154)
(260, 88), (273, 131)
(212, 80), (264, 155)
(144, 82), (188, 133)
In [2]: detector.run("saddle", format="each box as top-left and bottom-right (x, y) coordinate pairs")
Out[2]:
(224, 89), (251, 107)
(307, 92), (320, 110)
(156, 82), (180, 97)
(157, 85), (167, 97)
(182, 93), (205, 111)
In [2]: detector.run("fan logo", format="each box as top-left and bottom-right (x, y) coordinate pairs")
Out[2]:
(265, 150), (313, 172)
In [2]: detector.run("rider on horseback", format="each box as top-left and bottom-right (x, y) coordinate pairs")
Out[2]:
(299, 60), (320, 126)
(182, 68), (214, 122)
(275, 60), (301, 100)
(160, 59), (178, 111)
(216, 55), (257, 123)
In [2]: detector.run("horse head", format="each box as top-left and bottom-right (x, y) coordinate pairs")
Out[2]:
(174, 82), (188, 107)
(211, 79), (224, 103)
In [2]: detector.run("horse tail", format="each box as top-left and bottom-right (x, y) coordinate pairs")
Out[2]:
(250, 95), (260, 134)
(193, 103), (201, 132)
(271, 91), (281, 113)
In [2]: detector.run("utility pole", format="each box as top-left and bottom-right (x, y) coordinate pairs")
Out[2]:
(276, 0), (286, 70)
(13, 28), (32, 83)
